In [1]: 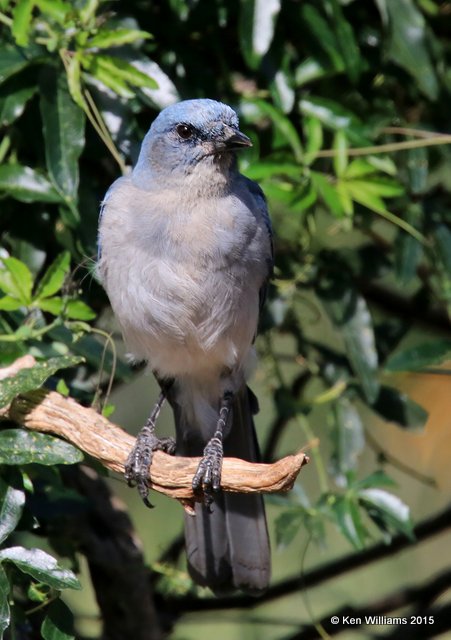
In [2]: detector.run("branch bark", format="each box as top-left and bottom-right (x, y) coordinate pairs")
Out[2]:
(0, 384), (309, 506)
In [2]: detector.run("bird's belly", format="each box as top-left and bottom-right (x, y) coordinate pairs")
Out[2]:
(108, 253), (259, 379)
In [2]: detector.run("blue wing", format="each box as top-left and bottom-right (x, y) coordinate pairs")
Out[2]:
(243, 176), (274, 311)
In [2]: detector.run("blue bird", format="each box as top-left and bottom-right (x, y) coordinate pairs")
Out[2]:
(98, 98), (273, 593)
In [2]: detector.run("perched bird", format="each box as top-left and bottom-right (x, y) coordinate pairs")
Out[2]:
(97, 98), (273, 593)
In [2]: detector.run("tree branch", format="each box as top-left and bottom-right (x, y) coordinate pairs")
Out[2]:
(166, 503), (451, 612)
(0, 384), (309, 506)
(284, 568), (451, 639)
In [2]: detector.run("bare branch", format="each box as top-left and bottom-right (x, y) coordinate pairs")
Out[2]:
(0, 386), (309, 505)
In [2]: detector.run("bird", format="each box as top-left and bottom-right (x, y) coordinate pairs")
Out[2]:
(97, 98), (273, 593)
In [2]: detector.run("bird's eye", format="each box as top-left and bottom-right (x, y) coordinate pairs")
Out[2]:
(176, 124), (194, 140)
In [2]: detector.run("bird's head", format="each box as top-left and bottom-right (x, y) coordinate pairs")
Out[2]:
(132, 99), (252, 187)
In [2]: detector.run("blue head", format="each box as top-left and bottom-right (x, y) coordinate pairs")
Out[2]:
(132, 99), (251, 186)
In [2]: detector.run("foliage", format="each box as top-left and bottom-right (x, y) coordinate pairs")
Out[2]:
(1, 0), (451, 637)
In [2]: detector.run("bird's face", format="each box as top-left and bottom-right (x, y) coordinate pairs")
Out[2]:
(133, 99), (252, 183)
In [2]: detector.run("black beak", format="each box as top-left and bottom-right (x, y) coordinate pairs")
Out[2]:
(225, 130), (252, 150)
(215, 125), (253, 152)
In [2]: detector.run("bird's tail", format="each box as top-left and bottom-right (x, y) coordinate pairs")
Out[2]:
(173, 386), (270, 594)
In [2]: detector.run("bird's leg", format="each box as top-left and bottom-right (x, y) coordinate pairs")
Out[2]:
(125, 382), (176, 508)
(192, 390), (233, 510)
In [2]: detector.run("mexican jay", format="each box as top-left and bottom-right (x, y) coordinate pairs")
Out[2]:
(98, 98), (273, 593)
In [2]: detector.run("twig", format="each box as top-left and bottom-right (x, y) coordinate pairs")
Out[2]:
(0, 387), (309, 506)
(283, 568), (451, 639)
(165, 503), (451, 611)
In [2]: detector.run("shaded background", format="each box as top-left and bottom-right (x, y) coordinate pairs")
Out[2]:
(1, 0), (451, 638)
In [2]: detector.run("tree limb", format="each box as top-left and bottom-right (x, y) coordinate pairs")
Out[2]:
(166, 503), (451, 611)
(283, 568), (451, 639)
(0, 385), (309, 506)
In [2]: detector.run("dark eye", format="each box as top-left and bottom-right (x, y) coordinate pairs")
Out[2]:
(176, 124), (194, 140)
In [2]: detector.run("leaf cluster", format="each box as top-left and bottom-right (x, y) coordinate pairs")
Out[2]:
(1, 0), (451, 636)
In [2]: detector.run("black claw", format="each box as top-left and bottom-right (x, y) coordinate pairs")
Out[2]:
(124, 387), (175, 507)
(125, 423), (176, 508)
(192, 433), (224, 507)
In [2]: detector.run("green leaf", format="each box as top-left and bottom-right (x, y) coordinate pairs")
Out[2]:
(0, 430), (83, 466)
(275, 508), (305, 547)
(0, 478), (25, 544)
(344, 159), (379, 179)
(35, 0), (71, 24)
(11, 0), (33, 47)
(320, 285), (379, 403)
(295, 57), (329, 87)
(56, 379), (69, 396)
(330, 398), (365, 480)
(332, 130), (348, 178)
(371, 385), (428, 430)
(384, 340), (451, 372)
(0, 165), (62, 203)
(239, 0), (281, 69)
(39, 67), (85, 203)
(65, 53), (86, 111)
(394, 204), (423, 284)
(41, 600), (75, 640)
(35, 297), (65, 315)
(310, 171), (344, 217)
(386, 0), (439, 100)
(345, 181), (426, 243)
(432, 224), (451, 277)
(343, 296), (379, 403)
(64, 300), (96, 320)
(37, 297), (96, 320)
(365, 155), (398, 176)
(35, 252), (71, 300)
(0, 257), (33, 304)
(0, 547), (81, 590)
(331, 495), (367, 549)
(244, 162), (301, 181)
(359, 489), (414, 540)
(270, 65), (295, 114)
(84, 55), (158, 92)
(83, 56), (134, 98)
(87, 28), (152, 49)
(0, 296), (24, 311)
(353, 470), (397, 490)
(335, 181), (354, 216)
(0, 355), (83, 408)
(300, 4), (343, 71)
(299, 97), (366, 144)
(304, 116), (323, 164)
(250, 99), (303, 161)
(329, 0), (361, 83)
(346, 178), (404, 199)
(0, 565), (10, 637)
(0, 71), (37, 126)
(0, 46), (31, 84)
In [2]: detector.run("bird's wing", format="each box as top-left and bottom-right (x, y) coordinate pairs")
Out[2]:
(97, 178), (125, 262)
(243, 176), (274, 311)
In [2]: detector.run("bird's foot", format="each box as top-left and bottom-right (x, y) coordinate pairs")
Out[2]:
(192, 431), (224, 511)
(125, 390), (175, 507)
(192, 390), (233, 510)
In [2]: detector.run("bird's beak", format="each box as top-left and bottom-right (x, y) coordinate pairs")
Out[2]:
(215, 125), (253, 152)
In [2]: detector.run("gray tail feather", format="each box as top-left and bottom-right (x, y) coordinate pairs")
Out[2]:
(173, 387), (271, 594)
